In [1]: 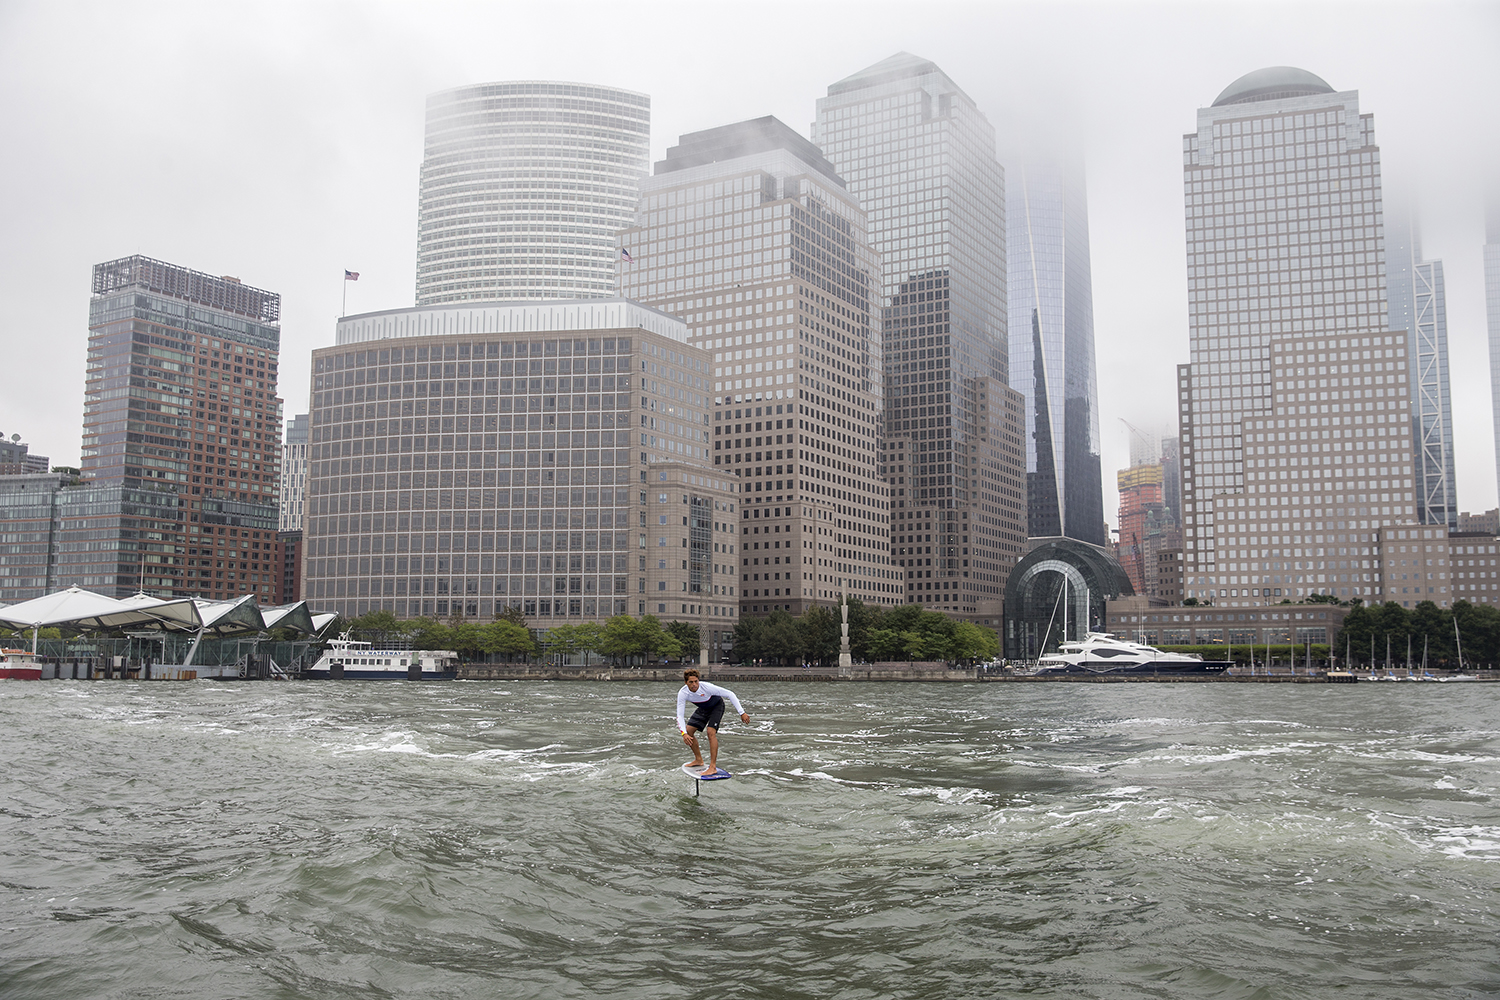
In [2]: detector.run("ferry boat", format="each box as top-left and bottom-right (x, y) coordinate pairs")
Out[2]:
(306, 636), (458, 680)
(0, 649), (42, 681)
(1036, 632), (1231, 675)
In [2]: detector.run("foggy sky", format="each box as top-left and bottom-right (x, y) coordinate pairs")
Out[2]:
(2, 0), (1495, 529)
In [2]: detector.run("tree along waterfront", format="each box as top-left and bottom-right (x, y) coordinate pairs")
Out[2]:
(1334, 599), (1500, 669)
(339, 601), (999, 669)
(732, 601), (998, 667)
(341, 608), (698, 667)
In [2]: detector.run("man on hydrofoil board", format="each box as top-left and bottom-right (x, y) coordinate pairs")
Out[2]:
(676, 669), (749, 774)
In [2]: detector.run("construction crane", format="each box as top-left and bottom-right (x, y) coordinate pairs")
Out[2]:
(1119, 418), (1157, 468)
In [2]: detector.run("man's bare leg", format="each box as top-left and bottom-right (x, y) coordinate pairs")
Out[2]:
(685, 727), (704, 766)
(706, 727), (720, 771)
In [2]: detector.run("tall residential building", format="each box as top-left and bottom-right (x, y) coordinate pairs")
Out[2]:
(812, 53), (1026, 617)
(1387, 212), (1457, 529)
(1006, 157), (1106, 544)
(1179, 67), (1419, 608)
(304, 301), (740, 655)
(615, 116), (900, 615)
(415, 81), (650, 306)
(2, 259), (286, 602)
(279, 413), (310, 531)
(1487, 199), (1500, 504)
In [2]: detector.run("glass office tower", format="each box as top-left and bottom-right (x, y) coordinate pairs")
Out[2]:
(1179, 67), (1421, 608)
(416, 82), (650, 306)
(616, 116), (900, 615)
(813, 53), (1026, 618)
(1386, 212), (1457, 530)
(1006, 157), (1106, 544)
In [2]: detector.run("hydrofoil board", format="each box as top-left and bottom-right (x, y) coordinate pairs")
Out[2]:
(682, 762), (732, 780)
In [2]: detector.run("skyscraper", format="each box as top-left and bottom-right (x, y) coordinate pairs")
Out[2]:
(1006, 157), (1105, 544)
(1179, 67), (1420, 609)
(68, 256), (285, 600)
(415, 82), (650, 306)
(279, 413), (310, 532)
(1486, 199), (1500, 504)
(1386, 212), (1457, 529)
(813, 53), (1026, 618)
(616, 116), (901, 615)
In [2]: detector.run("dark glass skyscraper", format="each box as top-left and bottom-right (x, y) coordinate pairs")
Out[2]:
(1006, 158), (1105, 544)
(814, 53), (1026, 619)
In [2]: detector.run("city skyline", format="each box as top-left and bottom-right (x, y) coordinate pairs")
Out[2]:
(1, 3), (1495, 530)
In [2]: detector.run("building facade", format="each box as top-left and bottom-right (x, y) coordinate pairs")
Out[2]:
(279, 413), (310, 531)
(303, 300), (740, 652)
(812, 53), (1026, 617)
(1006, 157), (1106, 544)
(1450, 533), (1500, 606)
(1106, 598), (1349, 650)
(0, 438), (49, 475)
(615, 116), (900, 616)
(1178, 67), (1415, 609)
(21, 256), (289, 602)
(0, 474), (75, 600)
(416, 81), (650, 306)
(1387, 213), (1457, 529)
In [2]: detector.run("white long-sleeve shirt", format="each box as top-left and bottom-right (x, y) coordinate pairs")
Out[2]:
(676, 681), (745, 731)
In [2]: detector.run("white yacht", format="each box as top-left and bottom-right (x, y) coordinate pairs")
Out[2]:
(307, 635), (458, 680)
(1036, 632), (1231, 675)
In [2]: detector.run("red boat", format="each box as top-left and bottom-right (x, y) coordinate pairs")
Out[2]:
(0, 649), (42, 680)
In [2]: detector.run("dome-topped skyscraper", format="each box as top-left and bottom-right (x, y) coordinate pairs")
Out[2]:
(1176, 68), (1447, 610)
(1211, 66), (1335, 107)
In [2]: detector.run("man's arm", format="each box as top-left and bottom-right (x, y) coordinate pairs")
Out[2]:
(704, 681), (746, 717)
(675, 686), (688, 732)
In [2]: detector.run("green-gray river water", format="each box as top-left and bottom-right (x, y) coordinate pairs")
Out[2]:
(1, 680), (1497, 998)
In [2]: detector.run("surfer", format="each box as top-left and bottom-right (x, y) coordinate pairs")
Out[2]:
(676, 669), (750, 774)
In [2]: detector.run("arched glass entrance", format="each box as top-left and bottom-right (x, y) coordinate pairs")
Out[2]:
(1004, 538), (1134, 661)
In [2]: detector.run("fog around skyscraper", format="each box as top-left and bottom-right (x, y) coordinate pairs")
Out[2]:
(0, 2), (1495, 529)
(1006, 156), (1106, 545)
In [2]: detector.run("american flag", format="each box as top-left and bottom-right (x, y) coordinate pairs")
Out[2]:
(344, 270), (360, 281)
(619, 248), (634, 264)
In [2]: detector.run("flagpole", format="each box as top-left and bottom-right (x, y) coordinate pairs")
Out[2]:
(342, 275), (347, 318)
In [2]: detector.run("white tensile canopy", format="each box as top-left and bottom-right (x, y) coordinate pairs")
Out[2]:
(0, 587), (205, 652)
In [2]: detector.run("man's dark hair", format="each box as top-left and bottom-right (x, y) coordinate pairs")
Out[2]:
(683, 668), (700, 681)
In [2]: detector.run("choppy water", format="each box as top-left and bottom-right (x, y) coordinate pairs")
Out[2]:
(1, 679), (1497, 999)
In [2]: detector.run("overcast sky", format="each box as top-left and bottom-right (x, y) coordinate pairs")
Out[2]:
(2, 1), (1496, 528)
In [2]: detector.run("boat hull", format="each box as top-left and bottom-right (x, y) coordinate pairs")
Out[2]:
(1039, 660), (1231, 675)
(306, 667), (456, 680)
(0, 666), (42, 680)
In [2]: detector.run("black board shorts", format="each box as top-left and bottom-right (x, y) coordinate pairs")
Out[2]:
(687, 695), (725, 731)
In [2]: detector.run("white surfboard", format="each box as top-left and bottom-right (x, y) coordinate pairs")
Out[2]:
(681, 762), (732, 780)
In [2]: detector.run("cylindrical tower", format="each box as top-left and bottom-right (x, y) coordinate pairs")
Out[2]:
(416, 81), (650, 306)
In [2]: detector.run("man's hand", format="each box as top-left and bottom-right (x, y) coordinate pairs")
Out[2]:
(740, 713), (750, 723)
(681, 730), (694, 746)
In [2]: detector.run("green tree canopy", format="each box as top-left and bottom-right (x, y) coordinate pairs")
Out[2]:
(666, 620), (701, 657)
(481, 620), (537, 660)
